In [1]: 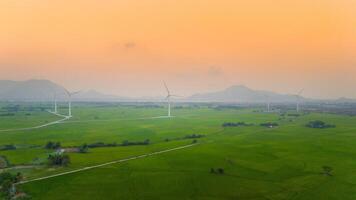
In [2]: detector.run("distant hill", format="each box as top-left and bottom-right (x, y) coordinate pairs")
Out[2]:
(0, 80), (66, 101)
(188, 85), (305, 103)
(72, 89), (130, 102)
(0, 79), (128, 102)
(1, 80), (353, 103)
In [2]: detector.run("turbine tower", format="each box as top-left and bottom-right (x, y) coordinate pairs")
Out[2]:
(53, 94), (58, 114)
(295, 89), (304, 112)
(64, 89), (80, 117)
(163, 82), (179, 117)
(265, 95), (270, 112)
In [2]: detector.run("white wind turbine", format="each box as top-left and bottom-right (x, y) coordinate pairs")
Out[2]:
(53, 93), (58, 114)
(64, 89), (80, 117)
(163, 82), (180, 117)
(295, 89), (304, 112)
(265, 95), (271, 112)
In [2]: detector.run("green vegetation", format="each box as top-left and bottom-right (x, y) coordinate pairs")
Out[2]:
(260, 122), (279, 127)
(0, 172), (24, 199)
(0, 103), (355, 199)
(0, 156), (9, 168)
(306, 120), (336, 129)
(45, 141), (61, 150)
(0, 145), (16, 151)
(222, 122), (253, 127)
(48, 153), (70, 166)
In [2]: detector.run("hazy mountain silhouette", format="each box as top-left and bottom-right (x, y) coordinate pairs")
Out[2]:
(188, 85), (305, 103)
(0, 79), (66, 101)
(0, 79), (128, 102)
(0, 79), (340, 103)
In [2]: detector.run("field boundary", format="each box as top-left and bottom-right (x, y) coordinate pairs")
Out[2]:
(0, 113), (176, 132)
(16, 143), (198, 185)
(0, 115), (70, 132)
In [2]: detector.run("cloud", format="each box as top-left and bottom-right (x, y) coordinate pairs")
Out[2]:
(110, 42), (137, 52)
(124, 42), (136, 49)
(207, 65), (223, 77)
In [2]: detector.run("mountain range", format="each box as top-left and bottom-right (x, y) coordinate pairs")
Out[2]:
(0, 79), (353, 103)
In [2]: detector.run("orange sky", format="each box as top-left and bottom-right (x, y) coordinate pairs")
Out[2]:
(0, 0), (355, 98)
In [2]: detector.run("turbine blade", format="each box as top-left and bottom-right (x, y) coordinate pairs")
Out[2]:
(170, 94), (183, 98)
(64, 88), (70, 96)
(297, 88), (304, 96)
(71, 91), (81, 96)
(163, 81), (170, 95)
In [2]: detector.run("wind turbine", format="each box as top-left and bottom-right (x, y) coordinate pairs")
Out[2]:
(265, 95), (271, 112)
(163, 82), (180, 117)
(64, 89), (80, 117)
(295, 89), (304, 112)
(53, 93), (58, 114)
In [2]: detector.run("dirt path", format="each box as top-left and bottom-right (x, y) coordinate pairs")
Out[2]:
(0, 114), (70, 132)
(17, 143), (198, 185)
(0, 165), (38, 173)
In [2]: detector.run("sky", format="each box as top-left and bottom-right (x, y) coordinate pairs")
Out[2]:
(0, 0), (355, 98)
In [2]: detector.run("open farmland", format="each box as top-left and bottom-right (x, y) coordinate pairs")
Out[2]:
(1, 103), (356, 199)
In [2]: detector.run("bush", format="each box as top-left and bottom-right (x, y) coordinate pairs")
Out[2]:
(260, 122), (279, 127)
(321, 166), (333, 176)
(48, 154), (70, 166)
(45, 141), (61, 149)
(0, 172), (23, 198)
(210, 168), (225, 175)
(184, 134), (204, 139)
(121, 139), (150, 146)
(79, 144), (89, 153)
(0, 156), (9, 169)
(306, 121), (335, 129)
(87, 142), (117, 148)
(0, 144), (16, 151)
(0, 113), (15, 117)
(222, 122), (253, 127)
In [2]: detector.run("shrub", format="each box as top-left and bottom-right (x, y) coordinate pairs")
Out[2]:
(48, 154), (70, 166)
(184, 134), (204, 139)
(222, 122), (253, 127)
(79, 144), (89, 153)
(45, 141), (61, 149)
(210, 168), (225, 175)
(217, 168), (225, 174)
(87, 142), (117, 148)
(0, 172), (23, 198)
(0, 144), (16, 151)
(306, 121), (335, 129)
(260, 122), (279, 127)
(0, 113), (15, 117)
(0, 156), (9, 169)
(321, 166), (333, 176)
(122, 139), (150, 146)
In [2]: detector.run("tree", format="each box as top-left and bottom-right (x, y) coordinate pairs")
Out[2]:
(321, 166), (333, 176)
(79, 144), (89, 153)
(0, 172), (22, 199)
(306, 121), (335, 129)
(45, 141), (61, 149)
(45, 141), (54, 149)
(143, 139), (150, 145)
(217, 168), (225, 174)
(48, 154), (70, 166)
(54, 142), (61, 149)
(122, 140), (129, 146)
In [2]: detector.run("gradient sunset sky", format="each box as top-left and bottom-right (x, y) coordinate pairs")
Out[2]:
(1, 0), (355, 98)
